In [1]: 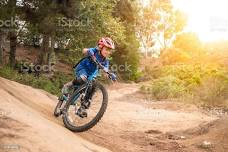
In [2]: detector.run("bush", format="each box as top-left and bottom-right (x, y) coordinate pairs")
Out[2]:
(160, 48), (191, 65)
(140, 63), (228, 107)
(193, 76), (228, 107)
(0, 66), (15, 79)
(0, 66), (72, 96)
(141, 75), (186, 100)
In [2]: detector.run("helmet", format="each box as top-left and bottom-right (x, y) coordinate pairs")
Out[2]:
(98, 37), (115, 49)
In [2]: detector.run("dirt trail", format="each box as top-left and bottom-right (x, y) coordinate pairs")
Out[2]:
(0, 77), (110, 152)
(0, 77), (226, 152)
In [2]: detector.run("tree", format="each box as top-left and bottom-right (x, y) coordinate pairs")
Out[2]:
(136, 0), (157, 57)
(0, 1), (8, 65)
(113, 0), (140, 80)
(21, 0), (125, 66)
(57, 0), (126, 64)
(173, 32), (203, 57)
(160, 47), (190, 64)
(8, 0), (17, 67)
(0, 0), (18, 67)
(160, 32), (204, 64)
(20, 0), (79, 65)
(0, 29), (5, 66)
(136, 0), (187, 56)
(1, 0), (133, 81)
(23, 0), (54, 64)
(156, 9), (187, 51)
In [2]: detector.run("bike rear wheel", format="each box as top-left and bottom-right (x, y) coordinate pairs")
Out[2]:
(54, 100), (63, 117)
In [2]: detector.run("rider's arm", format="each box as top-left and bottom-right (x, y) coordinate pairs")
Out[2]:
(103, 60), (117, 81)
(102, 60), (110, 78)
(83, 48), (96, 58)
(103, 60), (109, 73)
(82, 48), (89, 55)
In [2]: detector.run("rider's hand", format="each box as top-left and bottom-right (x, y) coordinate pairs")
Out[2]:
(108, 73), (117, 81)
(103, 67), (109, 73)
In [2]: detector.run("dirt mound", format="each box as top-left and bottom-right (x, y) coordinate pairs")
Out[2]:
(0, 77), (110, 152)
(180, 117), (228, 152)
(0, 77), (222, 152)
(151, 117), (228, 152)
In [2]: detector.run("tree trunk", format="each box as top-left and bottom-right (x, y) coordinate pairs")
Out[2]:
(47, 37), (55, 65)
(9, 30), (17, 67)
(145, 48), (148, 58)
(0, 30), (4, 66)
(38, 34), (50, 65)
(8, 0), (17, 67)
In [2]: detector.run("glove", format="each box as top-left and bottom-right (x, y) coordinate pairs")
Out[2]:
(108, 73), (117, 81)
(103, 67), (109, 73)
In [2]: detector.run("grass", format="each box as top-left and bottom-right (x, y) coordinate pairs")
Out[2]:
(0, 65), (110, 96)
(0, 66), (72, 96)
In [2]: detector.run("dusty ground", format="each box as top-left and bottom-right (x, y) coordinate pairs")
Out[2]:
(0, 77), (227, 152)
(0, 77), (110, 152)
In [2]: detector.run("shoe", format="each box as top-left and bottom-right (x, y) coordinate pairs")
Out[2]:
(61, 86), (69, 95)
(58, 95), (64, 101)
(58, 94), (69, 101)
(61, 81), (73, 94)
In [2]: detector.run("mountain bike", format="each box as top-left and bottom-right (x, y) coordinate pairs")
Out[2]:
(54, 58), (115, 132)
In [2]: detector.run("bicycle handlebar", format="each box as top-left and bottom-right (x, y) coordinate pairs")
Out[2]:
(92, 57), (111, 75)
(90, 56), (117, 81)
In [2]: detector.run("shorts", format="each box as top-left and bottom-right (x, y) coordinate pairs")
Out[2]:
(74, 68), (88, 80)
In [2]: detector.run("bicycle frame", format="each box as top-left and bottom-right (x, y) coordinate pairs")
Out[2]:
(70, 68), (99, 105)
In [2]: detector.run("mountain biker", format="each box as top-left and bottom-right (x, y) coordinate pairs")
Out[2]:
(58, 37), (117, 116)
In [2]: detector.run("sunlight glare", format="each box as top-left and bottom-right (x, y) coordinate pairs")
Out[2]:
(172, 0), (228, 42)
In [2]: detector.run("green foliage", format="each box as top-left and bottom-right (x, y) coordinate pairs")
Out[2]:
(174, 32), (202, 52)
(1, 0), (140, 81)
(194, 76), (228, 107)
(172, 32), (205, 60)
(141, 75), (186, 99)
(66, 0), (126, 50)
(112, 0), (140, 81)
(160, 48), (191, 64)
(0, 66), (15, 78)
(136, 0), (187, 54)
(141, 63), (228, 107)
(0, 66), (72, 95)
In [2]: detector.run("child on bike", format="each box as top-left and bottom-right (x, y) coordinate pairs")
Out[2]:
(59, 37), (117, 101)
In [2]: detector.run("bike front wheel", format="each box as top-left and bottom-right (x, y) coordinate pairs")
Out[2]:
(62, 82), (108, 132)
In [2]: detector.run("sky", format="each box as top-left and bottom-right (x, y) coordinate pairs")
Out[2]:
(171, 0), (228, 42)
(142, 0), (228, 42)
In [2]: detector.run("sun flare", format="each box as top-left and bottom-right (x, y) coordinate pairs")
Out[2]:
(172, 0), (228, 42)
